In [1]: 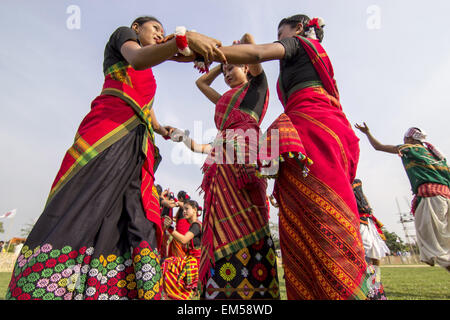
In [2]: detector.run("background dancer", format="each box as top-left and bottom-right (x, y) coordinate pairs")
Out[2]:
(352, 178), (390, 299)
(166, 190), (192, 259)
(355, 123), (450, 271)
(162, 200), (202, 300)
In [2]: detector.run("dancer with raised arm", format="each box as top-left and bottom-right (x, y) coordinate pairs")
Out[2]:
(355, 123), (449, 271)
(179, 34), (280, 300)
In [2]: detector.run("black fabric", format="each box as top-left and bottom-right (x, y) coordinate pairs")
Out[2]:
(26, 124), (158, 255)
(276, 37), (321, 93)
(239, 71), (268, 119)
(189, 223), (201, 248)
(175, 208), (184, 220)
(352, 179), (373, 215)
(201, 235), (279, 300)
(161, 206), (171, 217)
(103, 26), (138, 74)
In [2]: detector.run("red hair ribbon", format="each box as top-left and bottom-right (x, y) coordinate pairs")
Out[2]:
(307, 18), (320, 29)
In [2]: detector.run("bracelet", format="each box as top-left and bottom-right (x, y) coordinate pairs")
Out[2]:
(194, 56), (209, 73)
(175, 26), (192, 56)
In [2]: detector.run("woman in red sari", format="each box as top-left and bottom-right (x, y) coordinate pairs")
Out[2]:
(162, 200), (202, 300)
(6, 16), (224, 300)
(164, 190), (192, 259)
(178, 34), (280, 300)
(207, 15), (371, 300)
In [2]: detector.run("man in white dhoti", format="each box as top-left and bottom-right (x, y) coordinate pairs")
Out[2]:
(355, 124), (450, 271)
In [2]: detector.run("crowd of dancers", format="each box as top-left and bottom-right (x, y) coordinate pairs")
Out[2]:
(4, 13), (449, 301)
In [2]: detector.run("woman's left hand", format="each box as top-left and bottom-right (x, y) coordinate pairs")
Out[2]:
(186, 31), (227, 65)
(169, 52), (197, 63)
(163, 125), (175, 136)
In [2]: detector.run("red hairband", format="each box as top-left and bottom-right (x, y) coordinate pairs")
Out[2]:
(307, 18), (321, 29)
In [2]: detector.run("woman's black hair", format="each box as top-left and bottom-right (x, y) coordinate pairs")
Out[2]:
(174, 191), (190, 220)
(155, 184), (162, 196)
(220, 63), (253, 81)
(177, 190), (190, 202)
(278, 14), (324, 42)
(131, 16), (162, 28)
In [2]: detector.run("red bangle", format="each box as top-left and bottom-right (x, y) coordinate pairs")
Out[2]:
(175, 26), (192, 56)
(176, 35), (188, 51)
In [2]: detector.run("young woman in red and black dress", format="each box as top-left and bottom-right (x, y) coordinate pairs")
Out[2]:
(178, 34), (280, 300)
(162, 200), (203, 300)
(6, 16), (224, 300)
(204, 14), (372, 300)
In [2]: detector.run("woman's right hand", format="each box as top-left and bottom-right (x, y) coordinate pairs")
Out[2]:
(354, 122), (370, 134)
(186, 31), (227, 65)
(161, 198), (177, 208)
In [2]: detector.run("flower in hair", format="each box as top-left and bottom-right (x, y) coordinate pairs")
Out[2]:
(305, 17), (325, 40)
(307, 17), (325, 29)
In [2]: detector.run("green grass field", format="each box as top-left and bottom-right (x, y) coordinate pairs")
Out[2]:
(1, 266), (448, 300)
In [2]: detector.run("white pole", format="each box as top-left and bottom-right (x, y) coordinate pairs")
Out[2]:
(5, 211), (17, 253)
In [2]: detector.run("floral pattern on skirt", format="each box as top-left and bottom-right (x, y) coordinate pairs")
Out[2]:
(202, 235), (280, 300)
(6, 240), (162, 300)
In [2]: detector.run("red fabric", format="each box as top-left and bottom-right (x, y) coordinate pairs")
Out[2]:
(188, 221), (202, 264)
(166, 217), (192, 258)
(274, 37), (368, 299)
(280, 86), (360, 214)
(411, 183), (450, 214)
(104, 69), (162, 249)
(276, 37), (360, 215)
(307, 18), (321, 29)
(175, 218), (191, 235)
(199, 83), (269, 283)
(259, 113), (311, 165)
(417, 183), (450, 198)
(175, 35), (188, 50)
(49, 95), (135, 193)
(50, 66), (163, 249)
(296, 36), (340, 100)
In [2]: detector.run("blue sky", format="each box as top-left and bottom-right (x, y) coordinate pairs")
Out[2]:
(1, 0), (449, 243)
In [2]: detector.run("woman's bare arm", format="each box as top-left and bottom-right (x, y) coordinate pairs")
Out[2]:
(214, 42), (286, 65)
(195, 65), (222, 104)
(239, 33), (263, 77)
(172, 230), (195, 245)
(183, 136), (212, 154)
(149, 107), (172, 137)
(121, 39), (179, 70)
(120, 32), (226, 70)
